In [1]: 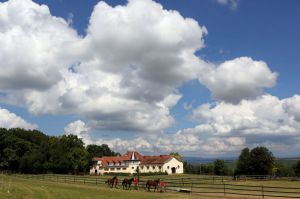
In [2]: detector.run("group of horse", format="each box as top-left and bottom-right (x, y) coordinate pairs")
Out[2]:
(105, 176), (161, 192)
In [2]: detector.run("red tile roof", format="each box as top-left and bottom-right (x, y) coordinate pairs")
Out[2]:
(140, 155), (172, 165)
(93, 151), (174, 167)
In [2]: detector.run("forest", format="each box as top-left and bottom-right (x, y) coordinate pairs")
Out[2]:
(0, 128), (118, 174)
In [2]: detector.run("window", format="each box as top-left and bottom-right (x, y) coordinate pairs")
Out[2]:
(178, 165), (180, 169)
(132, 167), (134, 169)
(122, 168), (126, 170)
(104, 168), (109, 171)
(167, 166), (170, 169)
(110, 168), (115, 171)
(158, 166), (162, 169)
(146, 166), (150, 170)
(141, 166), (144, 169)
(152, 166), (156, 169)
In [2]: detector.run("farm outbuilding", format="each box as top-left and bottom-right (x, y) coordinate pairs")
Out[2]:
(90, 151), (183, 175)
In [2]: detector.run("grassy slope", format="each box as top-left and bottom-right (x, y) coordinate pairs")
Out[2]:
(1, 174), (300, 199)
(0, 175), (203, 199)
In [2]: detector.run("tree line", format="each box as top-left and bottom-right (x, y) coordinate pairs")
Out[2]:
(184, 146), (300, 177)
(0, 128), (119, 174)
(1, 128), (300, 176)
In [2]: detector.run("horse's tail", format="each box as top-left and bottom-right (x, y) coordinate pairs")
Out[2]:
(145, 181), (149, 190)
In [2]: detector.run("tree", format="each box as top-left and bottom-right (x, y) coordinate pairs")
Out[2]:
(248, 146), (275, 175)
(87, 144), (119, 159)
(20, 150), (46, 173)
(86, 144), (119, 167)
(274, 162), (295, 177)
(170, 152), (183, 162)
(235, 147), (250, 175)
(0, 128), (115, 174)
(295, 160), (300, 177)
(214, 159), (228, 175)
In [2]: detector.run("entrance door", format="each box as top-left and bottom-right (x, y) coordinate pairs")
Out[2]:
(171, 167), (176, 174)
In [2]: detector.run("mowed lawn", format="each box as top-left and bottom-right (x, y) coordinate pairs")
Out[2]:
(0, 175), (203, 199)
(1, 174), (300, 199)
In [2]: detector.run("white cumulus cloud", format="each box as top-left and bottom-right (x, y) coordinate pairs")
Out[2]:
(0, 107), (37, 129)
(1, 0), (297, 158)
(64, 120), (91, 145)
(199, 57), (277, 103)
(0, 0), (80, 91)
(0, 0), (209, 132)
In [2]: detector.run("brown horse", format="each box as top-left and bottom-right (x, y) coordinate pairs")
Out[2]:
(145, 179), (160, 192)
(122, 178), (134, 190)
(106, 176), (118, 188)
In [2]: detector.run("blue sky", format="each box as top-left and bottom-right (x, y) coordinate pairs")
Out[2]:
(0, 0), (299, 157)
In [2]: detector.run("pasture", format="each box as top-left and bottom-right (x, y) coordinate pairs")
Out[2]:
(1, 174), (300, 199)
(0, 175), (199, 199)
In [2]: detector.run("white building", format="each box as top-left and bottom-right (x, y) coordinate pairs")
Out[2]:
(90, 151), (183, 175)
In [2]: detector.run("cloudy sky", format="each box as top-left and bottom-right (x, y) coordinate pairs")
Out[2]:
(0, 0), (299, 158)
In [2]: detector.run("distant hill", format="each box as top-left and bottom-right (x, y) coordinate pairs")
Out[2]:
(183, 156), (300, 171)
(183, 156), (236, 164)
(276, 157), (300, 167)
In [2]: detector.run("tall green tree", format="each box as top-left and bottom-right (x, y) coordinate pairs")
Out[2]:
(294, 160), (300, 177)
(170, 152), (183, 162)
(235, 147), (250, 175)
(87, 144), (119, 159)
(214, 159), (228, 175)
(249, 146), (275, 175)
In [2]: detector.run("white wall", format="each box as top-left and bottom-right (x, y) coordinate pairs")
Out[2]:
(162, 158), (183, 174)
(139, 165), (163, 173)
(90, 158), (184, 175)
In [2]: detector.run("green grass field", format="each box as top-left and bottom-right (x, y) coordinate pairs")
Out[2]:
(0, 175), (206, 199)
(1, 174), (300, 199)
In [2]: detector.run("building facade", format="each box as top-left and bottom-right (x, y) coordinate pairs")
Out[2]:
(90, 151), (183, 175)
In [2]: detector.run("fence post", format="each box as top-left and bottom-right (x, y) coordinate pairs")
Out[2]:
(223, 183), (226, 196)
(213, 176), (215, 184)
(96, 178), (98, 185)
(74, 176), (75, 183)
(261, 185), (264, 199)
(182, 178), (184, 186)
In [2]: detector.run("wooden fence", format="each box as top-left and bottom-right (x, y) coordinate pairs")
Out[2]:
(13, 174), (300, 198)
